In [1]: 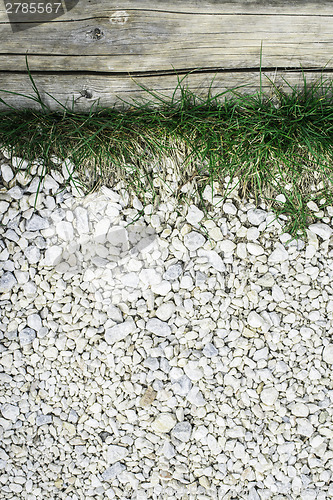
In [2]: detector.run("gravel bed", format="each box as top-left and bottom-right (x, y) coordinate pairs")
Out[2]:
(1, 152), (333, 500)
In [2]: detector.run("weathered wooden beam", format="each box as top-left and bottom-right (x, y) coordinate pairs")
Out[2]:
(0, 1), (332, 111)
(0, 70), (332, 113)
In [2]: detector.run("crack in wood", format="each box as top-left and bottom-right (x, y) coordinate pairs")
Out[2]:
(0, 67), (332, 76)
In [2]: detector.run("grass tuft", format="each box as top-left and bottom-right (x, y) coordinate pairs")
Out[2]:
(0, 55), (333, 246)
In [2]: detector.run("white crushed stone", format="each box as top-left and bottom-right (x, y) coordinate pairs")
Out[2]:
(105, 444), (129, 465)
(26, 313), (42, 331)
(0, 271), (17, 292)
(0, 403), (19, 421)
(260, 387), (279, 406)
(1, 152), (333, 499)
(322, 344), (333, 364)
(151, 413), (177, 433)
(146, 318), (171, 337)
(1, 163), (14, 182)
(105, 320), (135, 345)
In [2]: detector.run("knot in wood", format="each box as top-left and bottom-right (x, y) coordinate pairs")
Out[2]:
(80, 89), (92, 99)
(89, 27), (103, 40)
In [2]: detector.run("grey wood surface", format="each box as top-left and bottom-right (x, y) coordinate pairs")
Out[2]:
(0, 71), (331, 113)
(0, 1), (332, 111)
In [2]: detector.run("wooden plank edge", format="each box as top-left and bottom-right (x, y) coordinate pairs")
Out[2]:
(0, 70), (333, 113)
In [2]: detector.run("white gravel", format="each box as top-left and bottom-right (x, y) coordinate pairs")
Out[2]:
(1, 149), (333, 499)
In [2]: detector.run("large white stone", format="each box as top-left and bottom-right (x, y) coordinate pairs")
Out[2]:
(305, 243), (317, 259)
(296, 418), (314, 437)
(260, 387), (278, 406)
(208, 226), (223, 241)
(105, 321), (135, 345)
(89, 402), (101, 414)
(202, 343), (218, 357)
(11, 156), (29, 170)
(23, 282), (37, 297)
(27, 313), (42, 331)
(184, 361), (204, 381)
(26, 177), (40, 194)
(309, 435), (325, 448)
(256, 273), (275, 287)
(61, 159), (75, 180)
(223, 203), (237, 215)
(1, 403), (19, 421)
(247, 243), (265, 256)
(308, 367), (321, 380)
(150, 280), (171, 296)
(143, 357), (159, 371)
(44, 246), (63, 266)
(120, 272), (139, 288)
(163, 264), (183, 280)
(248, 487), (261, 500)
(197, 249), (226, 272)
(246, 227), (260, 241)
(308, 223), (332, 240)
(26, 215), (49, 232)
(94, 218), (111, 244)
(5, 229), (19, 242)
(151, 413), (176, 433)
(202, 184), (220, 203)
(268, 245), (289, 263)
(56, 221), (74, 241)
(1, 163), (14, 182)
(247, 208), (267, 226)
(105, 445), (129, 465)
(156, 302), (175, 321)
(43, 346), (59, 359)
(14, 270), (28, 284)
(102, 463), (126, 482)
(19, 327), (36, 346)
(247, 311), (266, 329)
(322, 344), (333, 364)
(161, 441), (176, 459)
(24, 246), (40, 264)
(43, 174), (59, 193)
(107, 226), (128, 247)
(206, 434), (222, 455)
(186, 205), (204, 225)
(105, 205), (120, 219)
(74, 206), (90, 233)
(36, 415), (52, 426)
(183, 231), (206, 251)
(146, 318), (171, 337)
(139, 269), (162, 286)
(106, 305), (123, 323)
(76, 338), (88, 353)
(272, 284), (285, 302)
(0, 200), (9, 214)
(236, 243), (247, 259)
(193, 425), (209, 441)
(0, 248), (9, 261)
(171, 422), (192, 442)
(171, 375), (191, 396)
(186, 386), (206, 406)
(8, 186), (24, 200)
(219, 240), (236, 253)
(290, 403), (309, 417)
(0, 272), (17, 293)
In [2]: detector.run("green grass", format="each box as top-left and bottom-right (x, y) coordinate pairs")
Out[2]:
(1, 55), (333, 247)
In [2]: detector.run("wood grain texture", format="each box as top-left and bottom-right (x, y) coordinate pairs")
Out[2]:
(0, 1), (332, 111)
(0, 71), (332, 113)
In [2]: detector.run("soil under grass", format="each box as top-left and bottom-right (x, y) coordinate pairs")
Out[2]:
(1, 62), (333, 246)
